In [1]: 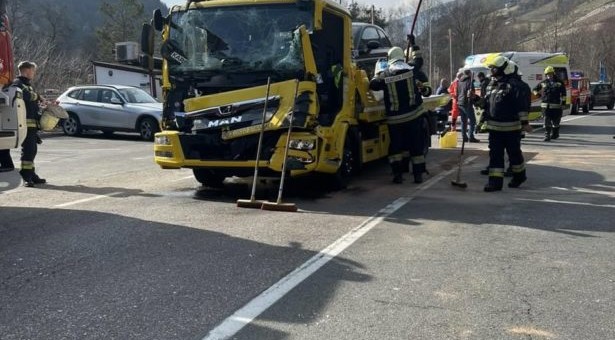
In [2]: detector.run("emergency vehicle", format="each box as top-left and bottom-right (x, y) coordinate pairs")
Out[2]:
(570, 71), (590, 115)
(464, 51), (571, 122)
(0, 0), (26, 151)
(142, 0), (447, 188)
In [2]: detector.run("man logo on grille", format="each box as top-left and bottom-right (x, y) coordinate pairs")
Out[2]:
(218, 105), (234, 116)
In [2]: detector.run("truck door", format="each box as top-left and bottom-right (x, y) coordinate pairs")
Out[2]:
(0, 87), (26, 149)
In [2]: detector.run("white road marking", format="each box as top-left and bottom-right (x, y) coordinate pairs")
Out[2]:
(172, 175), (195, 182)
(132, 156), (152, 160)
(518, 198), (615, 209)
(201, 157), (477, 340)
(561, 111), (603, 123)
(552, 186), (615, 198)
(54, 192), (124, 208)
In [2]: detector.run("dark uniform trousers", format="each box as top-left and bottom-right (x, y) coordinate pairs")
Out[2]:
(20, 126), (39, 181)
(543, 107), (562, 138)
(488, 130), (525, 188)
(389, 117), (426, 178)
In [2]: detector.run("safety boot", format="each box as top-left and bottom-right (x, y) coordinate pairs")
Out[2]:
(412, 163), (425, 184)
(391, 161), (404, 184)
(32, 168), (46, 184)
(19, 169), (35, 187)
(543, 128), (551, 142)
(484, 177), (503, 192)
(508, 171), (527, 188)
(551, 127), (560, 140)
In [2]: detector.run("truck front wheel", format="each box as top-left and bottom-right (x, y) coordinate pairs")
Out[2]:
(193, 169), (225, 188)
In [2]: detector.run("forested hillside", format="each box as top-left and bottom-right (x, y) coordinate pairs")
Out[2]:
(353, 0), (615, 82)
(6, 0), (168, 91)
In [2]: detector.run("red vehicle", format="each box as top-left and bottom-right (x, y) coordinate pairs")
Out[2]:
(0, 0), (13, 86)
(570, 71), (590, 115)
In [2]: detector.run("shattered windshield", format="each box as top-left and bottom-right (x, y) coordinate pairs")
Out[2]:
(166, 4), (312, 79)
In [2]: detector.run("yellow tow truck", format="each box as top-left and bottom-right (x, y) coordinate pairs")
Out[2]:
(141, 0), (447, 188)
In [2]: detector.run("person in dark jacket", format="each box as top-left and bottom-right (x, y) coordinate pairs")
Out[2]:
(456, 69), (480, 143)
(533, 66), (566, 141)
(370, 46), (429, 184)
(12, 61), (46, 187)
(483, 56), (532, 192)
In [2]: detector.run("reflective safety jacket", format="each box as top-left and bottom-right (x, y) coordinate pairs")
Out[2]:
(12, 76), (40, 128)
(369, 60), (424, 125)
(533, 78), (566, 109)
(484, 75), (526, 131)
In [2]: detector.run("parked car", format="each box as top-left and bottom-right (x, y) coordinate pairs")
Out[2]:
(56, 85), (163, 140)
(589, 82), (615, 110)
(570, 73), (590, 114)
(352, 22), (392, 79)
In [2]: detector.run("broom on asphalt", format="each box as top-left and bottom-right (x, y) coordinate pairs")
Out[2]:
(261, 80), (300, 212)
(451, 131), (468, 188)
(237, 77), (272, 208)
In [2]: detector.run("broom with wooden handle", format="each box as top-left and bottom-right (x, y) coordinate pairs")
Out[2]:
(237, 77), (272, 208)
(261, 80), (300, 212)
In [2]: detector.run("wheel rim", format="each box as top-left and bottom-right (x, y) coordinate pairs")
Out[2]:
(341, 148), (354, 177)
(140, 120), (153, 139)
(64, 117), (77, 134)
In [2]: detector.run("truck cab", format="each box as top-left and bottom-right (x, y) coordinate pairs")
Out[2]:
(143, 0), (447, 188)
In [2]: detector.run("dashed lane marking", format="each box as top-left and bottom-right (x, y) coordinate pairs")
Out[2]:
(53, 192), (124, 208)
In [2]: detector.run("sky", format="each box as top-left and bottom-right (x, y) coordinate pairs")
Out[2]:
(160, 0), (406, 11)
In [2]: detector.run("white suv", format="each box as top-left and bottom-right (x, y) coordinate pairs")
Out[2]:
(56, 85), (163, 140)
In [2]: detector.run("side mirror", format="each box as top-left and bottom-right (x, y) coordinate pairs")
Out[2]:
(110, 97), (123, 105)
(140, 22), (154, 56)
(367, 40), (380, 50)
(153, 9), (164, 31)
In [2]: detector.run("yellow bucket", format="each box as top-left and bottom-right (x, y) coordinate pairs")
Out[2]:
(439, 130), (458, 148)
(39, 111), (60, 131)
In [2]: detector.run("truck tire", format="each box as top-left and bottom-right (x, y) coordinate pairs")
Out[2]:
(193, 169), (225, 188)
(582, 101), (589, 113)
(329, 130), (359, 190)
(608, 102), (614, 110)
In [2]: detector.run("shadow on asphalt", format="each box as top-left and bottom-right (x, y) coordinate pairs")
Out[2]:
(41, 130), (149, 142)
(35, 183), (161, 198)
(0, 207), (370, 340)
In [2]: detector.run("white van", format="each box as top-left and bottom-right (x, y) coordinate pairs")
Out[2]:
(464, 51), (571, 122)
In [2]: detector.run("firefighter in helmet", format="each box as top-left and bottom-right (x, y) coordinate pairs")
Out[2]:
(370, 46), (429, 184)
(482, 56), (532, 192)
(533, 65), (566, 141)
(12, 61), (46, 187)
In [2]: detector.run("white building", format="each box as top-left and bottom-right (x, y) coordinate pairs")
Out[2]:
(92, 61), (162, 99)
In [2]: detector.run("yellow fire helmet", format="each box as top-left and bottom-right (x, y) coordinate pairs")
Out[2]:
(544, 65), (555, 75)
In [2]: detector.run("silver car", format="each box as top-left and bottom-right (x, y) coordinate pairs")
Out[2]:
(57, 85), (162, 140)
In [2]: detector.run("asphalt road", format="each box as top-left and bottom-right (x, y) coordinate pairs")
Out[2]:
(1, 110), (615, 340)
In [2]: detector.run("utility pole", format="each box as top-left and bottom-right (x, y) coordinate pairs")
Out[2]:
(429, 0), (432, 86)
(371, 5), (374, 24)
(449, 28), (453, 81)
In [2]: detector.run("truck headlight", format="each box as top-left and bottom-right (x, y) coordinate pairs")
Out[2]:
(289, 139), (316, 150)
(155, 136), (171, 145)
